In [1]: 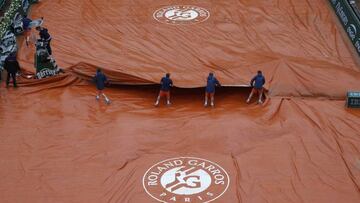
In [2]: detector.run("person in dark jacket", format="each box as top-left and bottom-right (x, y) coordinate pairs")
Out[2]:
(155, 73), (173, 106)
(204, 72), (221, 107)
(36, 26), (52, 55)
(4, 53), (20, 88)
(93, 68), (111, 104)
(246, 70), (266, 104)
(22, 15), (32, 46)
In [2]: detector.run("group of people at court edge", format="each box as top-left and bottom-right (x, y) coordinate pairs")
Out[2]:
(93, 69), (266, 106)
(2, 15), (52, 88)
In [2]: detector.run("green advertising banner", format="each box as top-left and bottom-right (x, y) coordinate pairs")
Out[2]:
(329, 0), (360, 55)
(347, 91), (360, 108)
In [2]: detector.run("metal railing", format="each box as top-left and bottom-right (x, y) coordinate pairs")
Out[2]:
(348, 0), (360, 19)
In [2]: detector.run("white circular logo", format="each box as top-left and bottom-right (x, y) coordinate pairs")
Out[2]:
(153, 5), (210, 25)
(143, 157), (230, 203)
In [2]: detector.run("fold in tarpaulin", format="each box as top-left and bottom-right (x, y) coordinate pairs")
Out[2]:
(0, 0), (359, 203)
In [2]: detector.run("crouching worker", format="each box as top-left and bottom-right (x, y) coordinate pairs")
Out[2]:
(155, 73), (173, 106)
(246, 70), (265, 104)
(94, 68), (111, 104)
(4, 53), (20, 88)
(204, 72), (221, 107)
(36, 26), (52, 56)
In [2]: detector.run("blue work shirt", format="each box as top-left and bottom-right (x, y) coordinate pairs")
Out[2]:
(251, 74), (265, 89)
(4, 55), (20, 74)
(94, 72), (108, 90)
(39, 28), (51, 41)
(22, 17), (32, 29)
(206, 76), (221, 93)
(160, 77), (173, 91)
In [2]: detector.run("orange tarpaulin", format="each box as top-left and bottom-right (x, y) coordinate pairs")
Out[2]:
(1, 0), (360, 202)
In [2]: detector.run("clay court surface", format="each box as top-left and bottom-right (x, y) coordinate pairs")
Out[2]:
(1, 0), (360, 202)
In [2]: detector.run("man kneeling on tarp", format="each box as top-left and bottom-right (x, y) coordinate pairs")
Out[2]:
(94, 68), (111, 104)
(204, 72), (221, 107)
(246, 70), (265, 104)
(155, 73), (173, 106)
(36, 26), (52, 56)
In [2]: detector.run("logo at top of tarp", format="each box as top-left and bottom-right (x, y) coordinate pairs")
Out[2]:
(153, 5), (210, 25)
(143, 157), (229, 203)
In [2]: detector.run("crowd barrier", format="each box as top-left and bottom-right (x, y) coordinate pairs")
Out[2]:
(329, 0), (360, 55)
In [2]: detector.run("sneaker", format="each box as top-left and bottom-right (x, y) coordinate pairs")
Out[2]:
(204, 102), (208, 107)
(154, 101), (159, 106)
(105, 99), (111, 105)
(96, 95), (100, 100)
(246, 98), (250, 103)
(166, 101), (171, 106)
(210, 102), (214, 107)
(258, 100), (263, 105)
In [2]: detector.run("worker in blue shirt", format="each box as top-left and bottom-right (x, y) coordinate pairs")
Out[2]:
(22, 15), (32, 46)
(93, 68), (111, 104)
(4, 53), (20, 88)
(204, 72), (221, 107)
(246, 70), (266, 104)
(155, 73), (173, 106)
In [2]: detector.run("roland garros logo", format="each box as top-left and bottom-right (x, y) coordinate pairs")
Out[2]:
(143, 157), (229, 203)
(153, 5), (210, 25)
